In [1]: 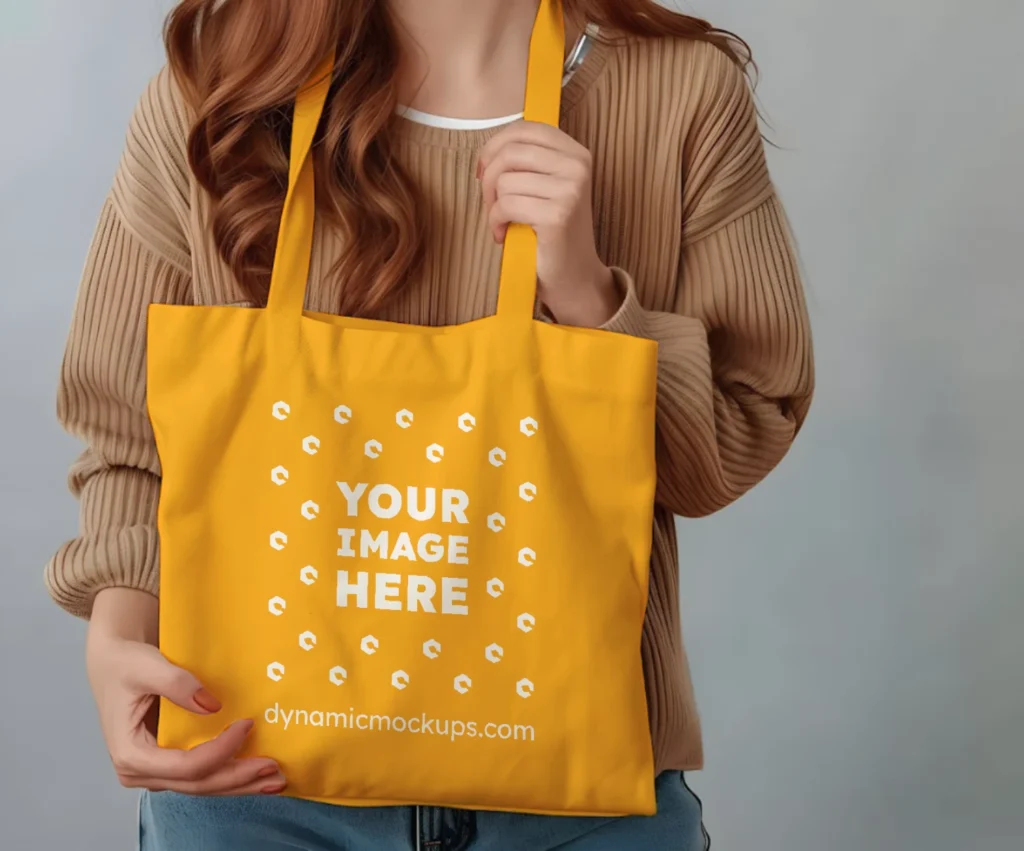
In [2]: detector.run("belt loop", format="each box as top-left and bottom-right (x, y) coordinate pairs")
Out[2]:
(453, 809), (477, 851)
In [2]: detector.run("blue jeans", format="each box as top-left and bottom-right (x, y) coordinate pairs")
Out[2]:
(139, 771), (708, 850)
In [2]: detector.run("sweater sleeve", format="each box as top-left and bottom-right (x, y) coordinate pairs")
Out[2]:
(46, 68), (193, 618)
(602, 47), (814, 518)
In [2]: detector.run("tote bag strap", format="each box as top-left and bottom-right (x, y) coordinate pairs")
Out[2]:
(266, 0), (565, 322)
(266, 55), (334, 318)
(494, 0), (564, 320)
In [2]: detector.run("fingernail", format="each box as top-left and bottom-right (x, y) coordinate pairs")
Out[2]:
(240, 719), (255, 736)
(257, 765), (278, 778)
(261, 782), (287, 795)
(193, 688), (221, 713)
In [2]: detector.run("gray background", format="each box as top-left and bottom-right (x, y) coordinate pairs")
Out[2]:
(1, 0), (1021, 848)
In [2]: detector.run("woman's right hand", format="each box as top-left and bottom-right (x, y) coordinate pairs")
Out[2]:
(86, 588), (287, 796)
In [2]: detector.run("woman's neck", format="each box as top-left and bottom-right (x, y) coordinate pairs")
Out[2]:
(388, 0), (579, 120)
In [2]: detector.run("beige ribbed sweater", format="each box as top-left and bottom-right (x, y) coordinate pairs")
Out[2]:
(47, 35), (813, 773)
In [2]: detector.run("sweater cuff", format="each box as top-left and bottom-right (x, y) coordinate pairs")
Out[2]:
(45, 466), (160, 619)
(600, 267), (650, 339)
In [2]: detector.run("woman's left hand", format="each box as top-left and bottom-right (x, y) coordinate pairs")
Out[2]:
(477, 121), (621, 327)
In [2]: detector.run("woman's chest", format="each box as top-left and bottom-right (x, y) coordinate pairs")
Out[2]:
(309, 144), (508, 326)
(191, 117), (686, 321)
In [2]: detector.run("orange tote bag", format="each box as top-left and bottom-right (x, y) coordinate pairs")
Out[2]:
(150, 0), (659, 815)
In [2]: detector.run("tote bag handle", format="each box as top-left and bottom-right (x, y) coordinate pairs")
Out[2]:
(265, 0), (565, 323)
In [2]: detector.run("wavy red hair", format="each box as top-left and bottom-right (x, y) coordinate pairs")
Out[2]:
(165, 1), (752, 316)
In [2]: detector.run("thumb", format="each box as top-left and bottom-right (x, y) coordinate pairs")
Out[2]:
(126, 642), (222, 715)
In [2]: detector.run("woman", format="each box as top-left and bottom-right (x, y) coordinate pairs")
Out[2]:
(48, 0), (813, 847)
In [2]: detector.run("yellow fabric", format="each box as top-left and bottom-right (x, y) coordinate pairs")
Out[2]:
(151, 0), (659, 815)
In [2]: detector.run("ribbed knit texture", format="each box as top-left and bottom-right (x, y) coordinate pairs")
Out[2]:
(48, 35), (813, 773)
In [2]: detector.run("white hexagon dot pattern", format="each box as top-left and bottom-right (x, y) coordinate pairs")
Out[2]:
(519, 416), (538, 437)
(263, 402), (545, 703)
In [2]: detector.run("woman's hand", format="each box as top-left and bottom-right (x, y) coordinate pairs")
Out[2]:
(86, 588), (286, 796)
(477, 121), (621, 327)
